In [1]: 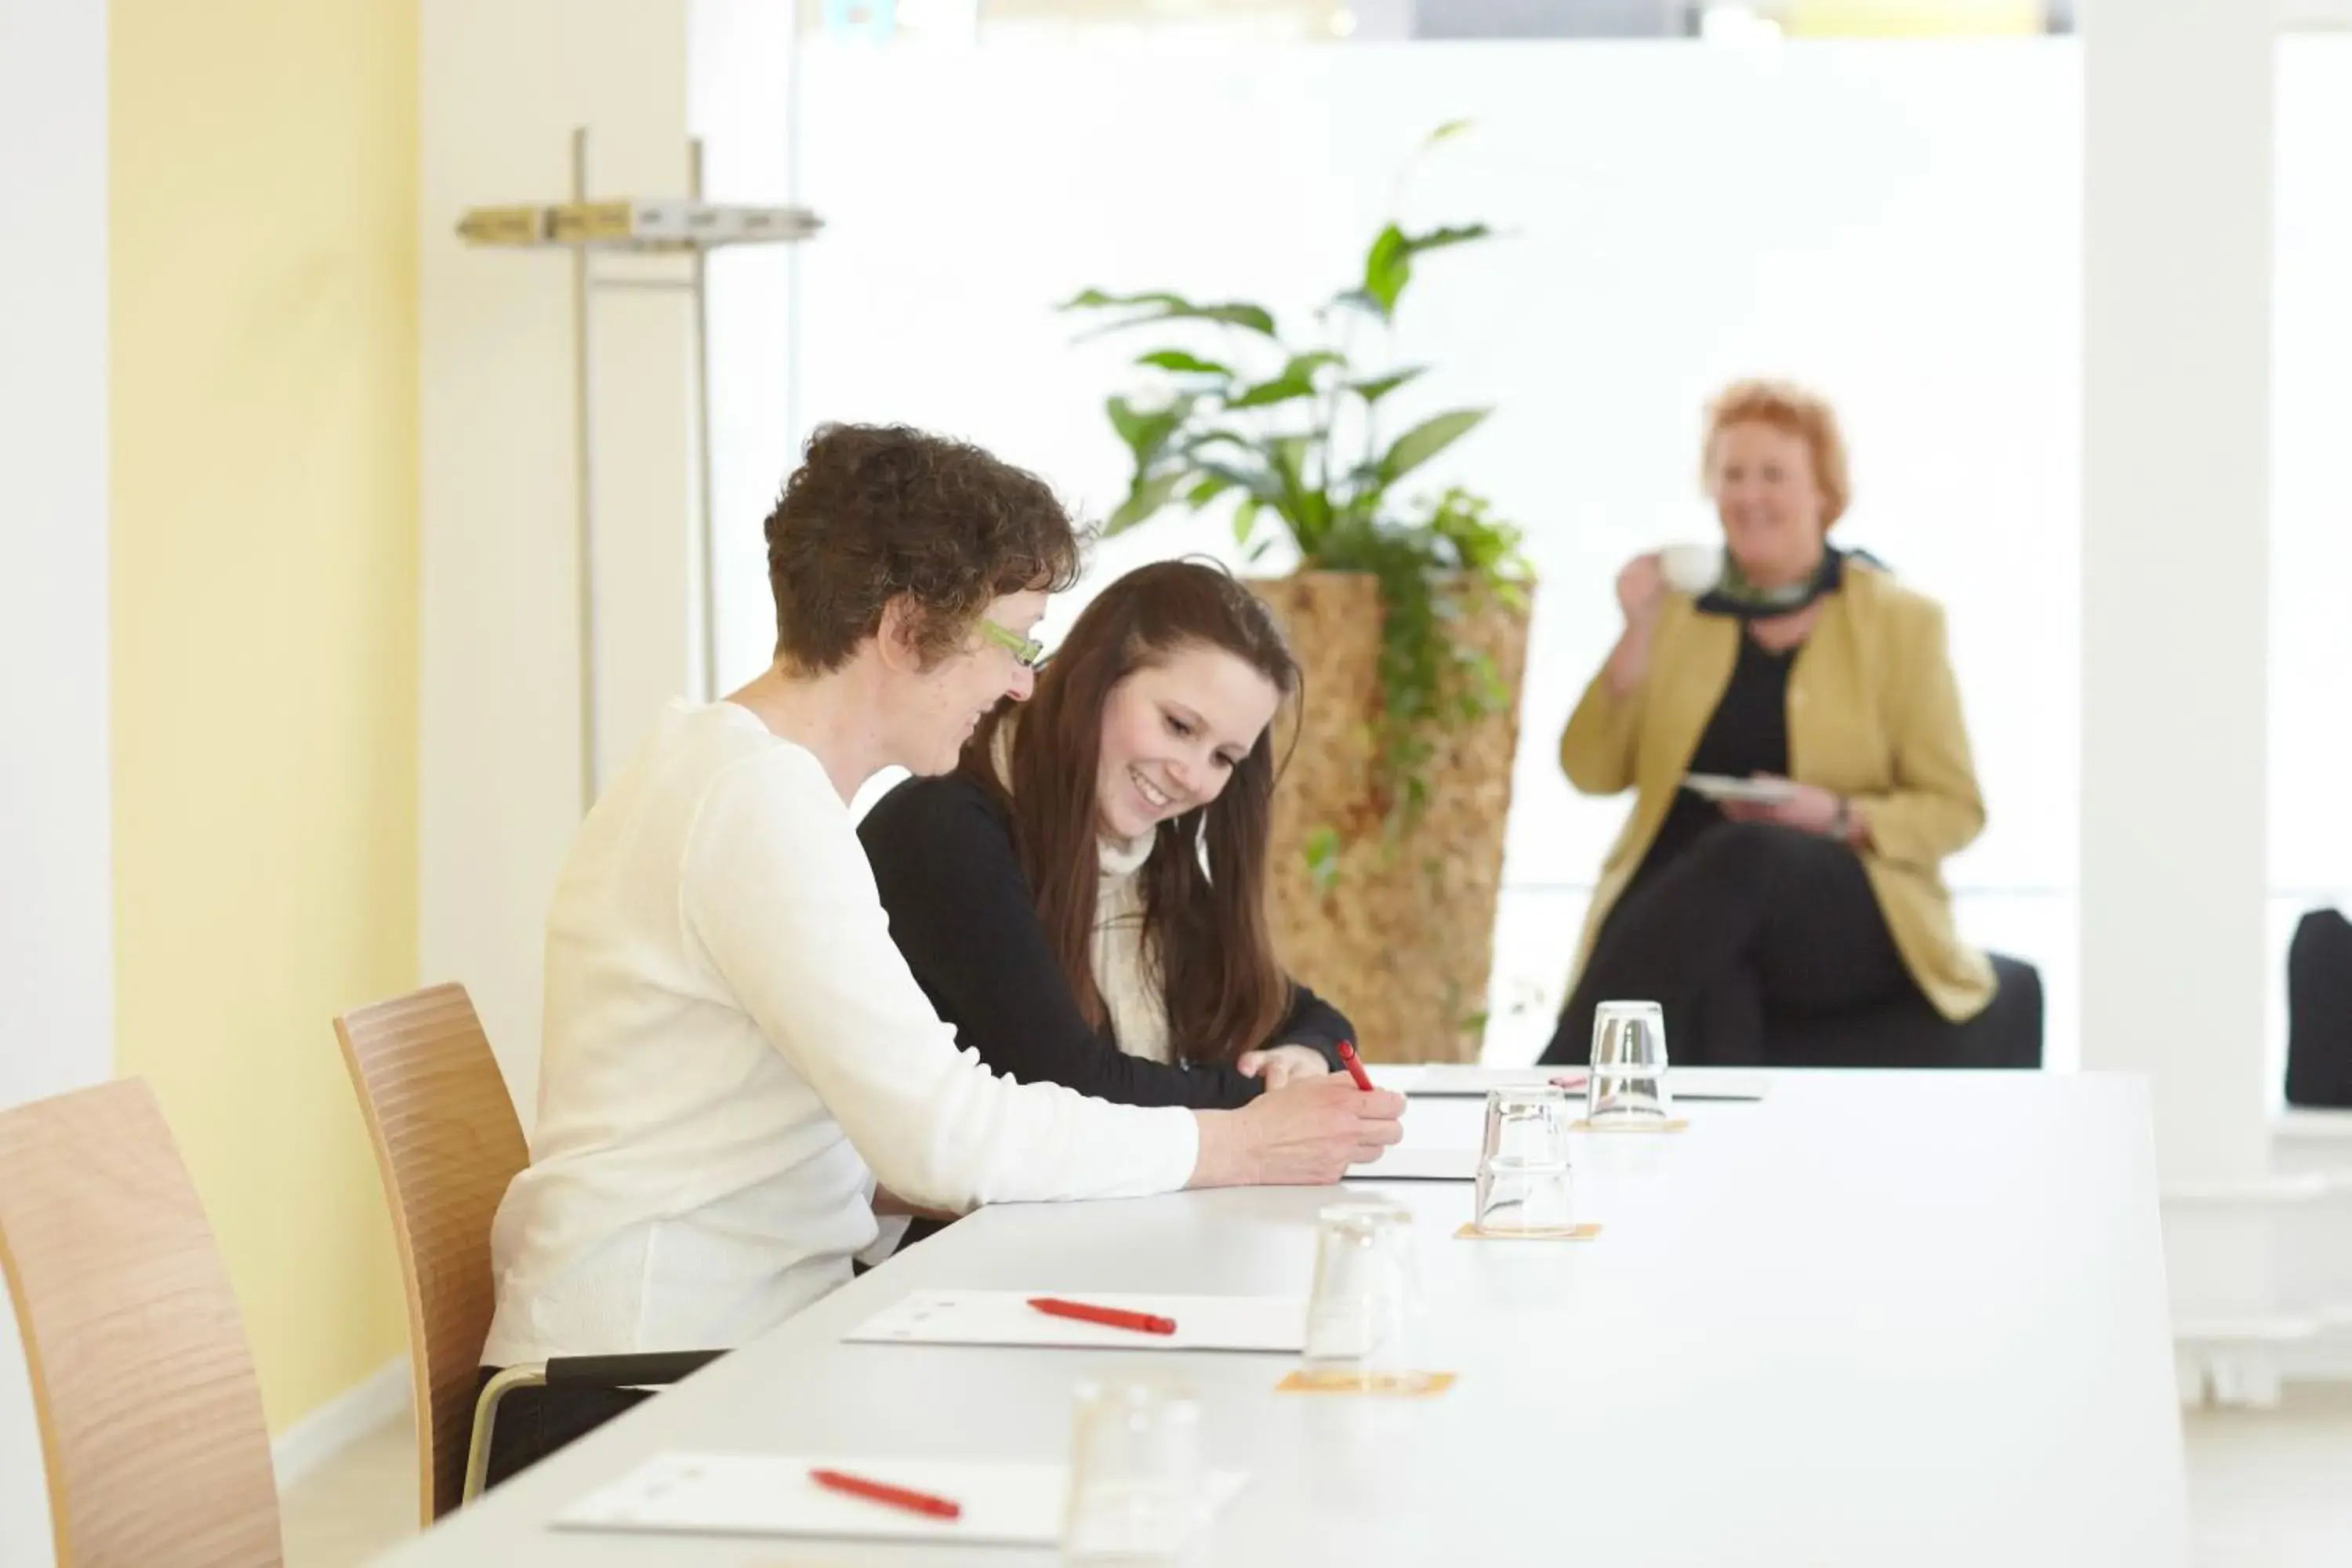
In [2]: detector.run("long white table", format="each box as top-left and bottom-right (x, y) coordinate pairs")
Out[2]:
(375, 1072), (2188, 1566)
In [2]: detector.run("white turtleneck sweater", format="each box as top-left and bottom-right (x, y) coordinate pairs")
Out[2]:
(1092, 829), (1172, 1062)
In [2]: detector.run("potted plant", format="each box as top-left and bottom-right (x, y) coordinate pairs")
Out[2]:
(1061, 123), (1532, 1063)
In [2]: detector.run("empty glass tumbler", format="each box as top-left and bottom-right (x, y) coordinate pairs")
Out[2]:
(1062, 1372), (1207, 1564)
(1474, 1085), (1577, 1234)
(1587, 1000), (1674, 1125)
(1299, 1200), (1436, 1393)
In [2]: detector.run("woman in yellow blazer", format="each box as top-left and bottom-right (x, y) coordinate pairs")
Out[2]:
(1538, 381), (1994, 1067)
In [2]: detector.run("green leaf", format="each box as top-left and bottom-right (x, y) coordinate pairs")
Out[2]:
(1065, 288), (1278, 339)
(1428, 118), (1474, 146)
(1063, 287), (1189, 312)
(1269, 434), (1310, 491)
(1342, 223), (1494, 320)
(1304, 825), (1342, 895)
(1223, 351), (1345, 411)
(1265, 435), (1332, 550)
(1194, 303), (1279, 336)
(1351, 366), (1428, 405)
(1106, 394), (1196, 471)
(1379, 408), (1490, 485)
(1186, 473), (1232, 508)
(1185, 426), (1258, 455)
(1138, 349), (1235, 378)
(1227, 373), (1318, 411)
(1359, 224), (1410, 318)
(1231, 495), (1261, 546)
(1105, 394), (1148, 450)
(1105, 469), (1189, 536)
(1400, 222), (1492, 260)
(1192, 457), (1283, 506)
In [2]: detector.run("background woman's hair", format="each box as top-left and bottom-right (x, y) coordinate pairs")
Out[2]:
(1702, 379), (1852, 527)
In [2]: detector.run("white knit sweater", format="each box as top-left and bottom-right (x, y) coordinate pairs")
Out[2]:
(482, 700), (1198, 1364)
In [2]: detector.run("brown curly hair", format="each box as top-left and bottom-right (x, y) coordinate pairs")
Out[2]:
(764, 423), (1084, 673)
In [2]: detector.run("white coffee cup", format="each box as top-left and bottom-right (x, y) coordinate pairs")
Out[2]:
(1658, 543), (1722, 596)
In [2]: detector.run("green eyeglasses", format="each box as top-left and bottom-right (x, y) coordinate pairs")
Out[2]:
(977, 618), (1047, 671)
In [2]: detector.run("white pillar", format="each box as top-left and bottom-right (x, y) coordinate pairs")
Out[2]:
(0, 3), (111, 1559)
(420, 0), (695, 1122)
(2081, 0), (2273, 1325)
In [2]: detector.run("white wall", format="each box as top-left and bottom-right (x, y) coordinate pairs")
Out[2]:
(0, 2), (111, 1559)
(691, 0), (801, 694)
(2268, 38), (2352, 1093)
(420, 0), (696, 1123)
(2078, 0), (2278, 1359)
(2079, 0), (2270, 1185)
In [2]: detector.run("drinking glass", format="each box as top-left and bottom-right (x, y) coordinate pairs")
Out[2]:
(1588, 1000), (1674, 1126)
(1474, 1084), (1577, 1233)
(1298, 1200), (1436, 1393)
(1062, 1372), (1207, 1564)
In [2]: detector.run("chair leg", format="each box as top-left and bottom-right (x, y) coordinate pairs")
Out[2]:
(463, 1364), (547, 1505)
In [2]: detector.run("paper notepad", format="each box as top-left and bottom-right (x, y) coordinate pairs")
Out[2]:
(556, 1451), (1250, 1546)
(844, 1290), (1306, 1352)
(1373, 1065), (1769, 1102)
(1347, 1145), (1479, 1181)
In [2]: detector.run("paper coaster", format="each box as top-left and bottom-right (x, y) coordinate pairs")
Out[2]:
(1571, 1118), (1690, 1134)
(1275, 1370), (1458, 1399)
(1454, 1221), (1603, 1242)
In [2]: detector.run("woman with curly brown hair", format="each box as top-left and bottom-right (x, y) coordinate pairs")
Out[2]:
(477, 426), (1402, 1481)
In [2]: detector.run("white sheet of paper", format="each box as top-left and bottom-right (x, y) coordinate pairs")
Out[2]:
(555, 1451), (1249, 1546)
(844, 1290), (1306, 1352)
(1682, 771), (1801, 804)
(1374, 1064), (1769, 1102)
(1347, 1144), (1479, 1181)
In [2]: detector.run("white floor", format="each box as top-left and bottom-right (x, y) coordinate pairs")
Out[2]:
(285, 1386), (2352, 1566)
(2180, 1385), (2352, 1567)
(281, 1414), (419, 1568)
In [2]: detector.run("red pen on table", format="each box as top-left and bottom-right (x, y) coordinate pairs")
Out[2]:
(1028, 1295), (1178, 1335)
(809, 1467), (963, 1521)
(1334, 1038), (1375, 1092)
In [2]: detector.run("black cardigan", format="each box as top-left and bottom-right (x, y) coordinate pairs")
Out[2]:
(857, 773), (1353, 1110)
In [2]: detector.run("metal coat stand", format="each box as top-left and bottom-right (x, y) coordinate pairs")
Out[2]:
(456, 129), (823, 814)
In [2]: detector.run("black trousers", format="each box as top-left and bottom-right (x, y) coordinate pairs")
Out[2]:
(477, 1368), (652, 1490)
(1540, 822), (1918, 1067)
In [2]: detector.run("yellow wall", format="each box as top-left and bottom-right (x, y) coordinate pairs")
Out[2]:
(110, 0), (419, 1432)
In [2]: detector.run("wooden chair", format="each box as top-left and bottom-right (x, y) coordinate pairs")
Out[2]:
(334, 982), (526, 1523)
(336, 982), (717, 1523)
(0, 1078), (281, 1568)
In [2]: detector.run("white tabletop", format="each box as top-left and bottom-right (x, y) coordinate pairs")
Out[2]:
(376, 1072), (2187, 1567)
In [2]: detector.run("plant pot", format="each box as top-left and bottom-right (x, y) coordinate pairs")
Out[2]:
(1252, 571), (1534, 1064)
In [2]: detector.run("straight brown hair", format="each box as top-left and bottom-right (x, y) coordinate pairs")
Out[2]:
(960, 561), (1301, 1064)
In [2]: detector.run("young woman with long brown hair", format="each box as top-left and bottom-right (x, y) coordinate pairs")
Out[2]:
(858, 559), (1352, 1109)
